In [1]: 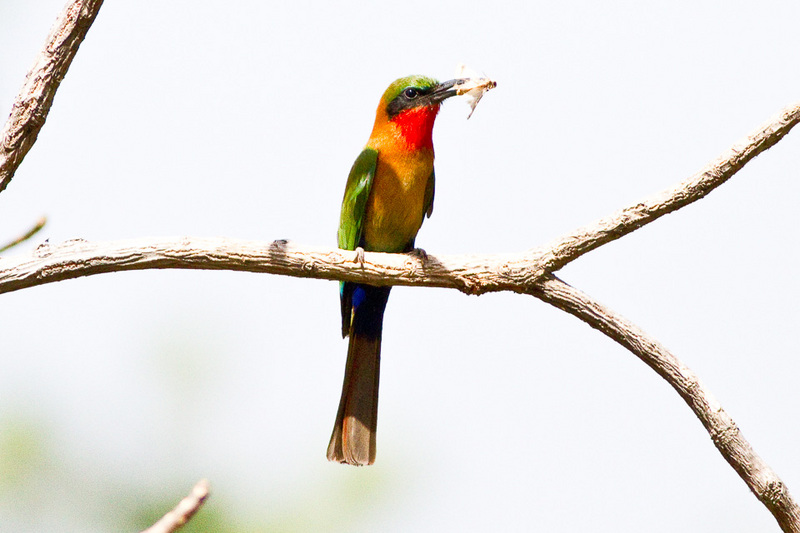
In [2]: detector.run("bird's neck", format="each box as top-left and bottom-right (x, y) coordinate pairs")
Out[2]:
(372, 105), (440, 151)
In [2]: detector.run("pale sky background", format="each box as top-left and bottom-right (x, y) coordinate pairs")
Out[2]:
(1, 1), (799, 531)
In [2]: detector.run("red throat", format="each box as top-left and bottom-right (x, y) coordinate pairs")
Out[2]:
(392, 105), (440, 150)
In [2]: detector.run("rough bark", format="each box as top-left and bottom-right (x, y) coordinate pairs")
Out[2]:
(532, 275), (800, 533)
(0, 0), (104, 194)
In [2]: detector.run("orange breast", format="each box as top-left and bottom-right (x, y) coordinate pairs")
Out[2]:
(361, 146), (434, 253)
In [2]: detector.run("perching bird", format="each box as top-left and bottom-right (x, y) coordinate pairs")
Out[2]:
(328, 75), (465, 465)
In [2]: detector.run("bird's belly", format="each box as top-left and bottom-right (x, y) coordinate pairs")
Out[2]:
(362, 153), (432, 253)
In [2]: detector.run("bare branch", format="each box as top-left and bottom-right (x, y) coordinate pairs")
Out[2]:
(139, 479), (210, 533)
(0, 0), (104, 194)
(539, 101), (800, 271)
(0, 237), (543, 295)
(530, 274), (800, 532)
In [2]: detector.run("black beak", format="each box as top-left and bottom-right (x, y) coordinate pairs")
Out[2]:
(430, 78), (469, 103)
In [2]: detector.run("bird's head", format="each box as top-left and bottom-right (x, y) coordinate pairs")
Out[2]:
(371, 75), (465, 150)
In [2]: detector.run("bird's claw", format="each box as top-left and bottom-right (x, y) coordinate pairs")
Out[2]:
(353, 246), (365, 267)
(410, 248), (428, 262)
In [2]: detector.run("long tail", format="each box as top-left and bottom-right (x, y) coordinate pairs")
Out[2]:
(327, 285), (390, 466)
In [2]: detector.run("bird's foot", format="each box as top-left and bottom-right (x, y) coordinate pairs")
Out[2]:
(410, 247), (428, 262)
(353, 246), (365, 267)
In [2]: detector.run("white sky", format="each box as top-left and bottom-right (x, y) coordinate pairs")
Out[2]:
(1, 0), (799, 531)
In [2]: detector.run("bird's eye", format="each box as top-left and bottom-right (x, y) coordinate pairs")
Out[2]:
(403, 88), (419, 99)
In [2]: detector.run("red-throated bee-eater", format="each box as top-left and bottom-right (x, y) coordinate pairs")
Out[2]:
(328, 75), (467, 465)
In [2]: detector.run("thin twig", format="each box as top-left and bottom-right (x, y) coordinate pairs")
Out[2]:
(0, 215), (46, 253)
(539, 101), (800, 272)
(530, 274), (800, 532)
(0, 0), (104, 194)
(139, 479), (210, 533)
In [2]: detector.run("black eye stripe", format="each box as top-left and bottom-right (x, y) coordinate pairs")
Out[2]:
(386, 86), (433, 117)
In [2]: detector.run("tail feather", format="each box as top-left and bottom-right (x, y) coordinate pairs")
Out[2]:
(327, 333), (381, 465)
(328, 285), (390, 466)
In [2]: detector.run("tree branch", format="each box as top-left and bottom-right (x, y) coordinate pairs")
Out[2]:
(139, 479), (210, 533)
(530, 275), (800, 532)
(0, 0), (104, 194)
(0, 236), (541, 295)
(539, 101), (800, 272)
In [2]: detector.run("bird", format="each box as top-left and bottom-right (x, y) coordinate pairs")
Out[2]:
(328, 75), (464, 465)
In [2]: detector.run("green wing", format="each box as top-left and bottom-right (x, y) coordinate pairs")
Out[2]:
(338, 147), (379, 251)
(339, 148), (378, 337)
(424, 168), (435, 219)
